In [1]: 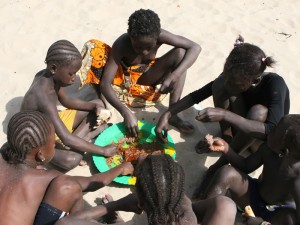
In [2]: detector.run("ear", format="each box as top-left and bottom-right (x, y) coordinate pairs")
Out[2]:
(36, 149), (46, 164)
(48, 64), (58, 75)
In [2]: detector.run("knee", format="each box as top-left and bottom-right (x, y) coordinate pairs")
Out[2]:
(50, 176), (82, 200)
(216, 165), (239, 182)
(214, 196), (237, 216)
(247, 104), (268, 122)
(52, 152), (83, 171)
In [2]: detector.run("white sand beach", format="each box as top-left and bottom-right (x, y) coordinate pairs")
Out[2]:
(0, 0), (299, 224)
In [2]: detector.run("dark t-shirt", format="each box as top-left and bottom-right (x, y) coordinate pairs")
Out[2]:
(189, 73), (290, 135)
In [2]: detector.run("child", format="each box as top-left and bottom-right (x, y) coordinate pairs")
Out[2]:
(21, 40), (117, 170)
(154, 37), (289, 197)
(0, 111), (134, 225)
(56, 154), (237, 225)
(202, 114), (300, 225)
(78, 9), (201, 137)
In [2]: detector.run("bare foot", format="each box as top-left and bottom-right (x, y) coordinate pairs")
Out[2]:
(169, 116), (195, 134)
(102, 194), (124, 224)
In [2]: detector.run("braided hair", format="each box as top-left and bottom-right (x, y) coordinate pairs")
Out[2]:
(1, 111), (52, 164)
(135, 154), (185, 225)
(128, 9), (161, 38)
(45, 40), (82, 67)
(224, 36), (276, 80)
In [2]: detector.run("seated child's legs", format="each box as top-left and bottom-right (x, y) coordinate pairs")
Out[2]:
(193, 196), (236, 225)
(137, 47), (186, 86)
(34, 176), (83, 225)
(51, 148), (83, 171)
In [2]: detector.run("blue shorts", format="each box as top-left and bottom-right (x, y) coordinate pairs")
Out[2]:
(34, 202), (67, 225)
(248, 176), (295, 221)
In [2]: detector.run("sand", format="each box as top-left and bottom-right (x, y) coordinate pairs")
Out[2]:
(0, 0), (300, 224)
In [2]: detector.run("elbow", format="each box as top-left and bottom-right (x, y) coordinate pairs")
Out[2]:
(193, 43), (202, 56)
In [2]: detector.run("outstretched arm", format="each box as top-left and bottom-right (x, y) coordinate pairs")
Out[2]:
(100, 36), (138, 137)
(72, 162), (134, 192)
(208, 137), (264, 173)
(155, 81), (213, 142)
(197, 108), (266, 140)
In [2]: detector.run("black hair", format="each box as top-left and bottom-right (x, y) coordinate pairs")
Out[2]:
(127, 9), (161, 38)
(0, 111), (52, 164)
(135, 154), (185, 225)
(45, 40), (82, 67)
(224, 37), (276, 80)
(281, 115), (300, 152)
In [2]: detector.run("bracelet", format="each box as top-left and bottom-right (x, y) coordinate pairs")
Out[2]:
(260, 221), (271, 225)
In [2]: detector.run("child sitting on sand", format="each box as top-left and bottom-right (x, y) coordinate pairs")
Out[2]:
(201, 114), (300, 225)
(56, 154), (237, 225)
(77, 8), (201, 137)
(21, 40), (117, 171)
(0, 111), (134, 225)
(154, 36), (289, 198)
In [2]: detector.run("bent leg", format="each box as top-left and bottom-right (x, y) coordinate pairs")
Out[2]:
(34, 176), (83, 225)
(193, 196), (236, 225)
(50, 145), (83, 171)
(230, 104), (268, 153)
(205, 165), (250, 208)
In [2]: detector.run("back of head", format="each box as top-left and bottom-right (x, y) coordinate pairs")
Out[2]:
(127, 9), (161, 38)
(224, 36), (276, 80)
(281, 114), (300, 152)
(135, 154), (185, 225)
(1, 111), (52, 164)
(45, 40), (82, 67)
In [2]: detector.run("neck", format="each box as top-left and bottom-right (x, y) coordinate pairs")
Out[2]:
(22, 159), (38, 169)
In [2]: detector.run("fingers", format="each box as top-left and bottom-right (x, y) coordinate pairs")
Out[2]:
(155, 128), (168, 144)
(128, 125), (139, 137)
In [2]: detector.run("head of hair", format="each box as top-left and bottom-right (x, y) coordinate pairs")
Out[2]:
(224, 36), (276, 81)
(45, 40), (82, 67)
(0, 111), (52, 164)
(127, 9), (161, 38)
(281, 114), (300, 152)
(135, 154), (185, 225)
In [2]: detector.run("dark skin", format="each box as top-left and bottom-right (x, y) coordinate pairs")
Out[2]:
(100, 29), (201, 137)
(0, 124), (134, 225)
(156, 73), (268, 145)
(21, 59), (117, 170)
(203, 119), (300, 225)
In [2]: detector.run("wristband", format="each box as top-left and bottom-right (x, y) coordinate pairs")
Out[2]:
(260, 221), (271, 225)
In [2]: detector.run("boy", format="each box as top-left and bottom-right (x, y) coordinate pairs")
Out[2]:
(98, 9), (201, 136)
(21, 40), (117, 170)
(203, 114), (300, 225)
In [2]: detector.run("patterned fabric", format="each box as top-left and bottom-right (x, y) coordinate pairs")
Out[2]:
(77, 39), (167, 108)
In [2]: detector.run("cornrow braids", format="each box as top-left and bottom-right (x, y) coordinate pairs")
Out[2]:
(128, 9), (161, 38)
(224, 42), (276, 80)
(1, 111), (52, 164)
(136, 154), (185, 225)
(45, 40), (82, 67)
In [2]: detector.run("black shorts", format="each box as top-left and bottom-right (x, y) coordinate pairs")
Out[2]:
(34, 202), (67, 225)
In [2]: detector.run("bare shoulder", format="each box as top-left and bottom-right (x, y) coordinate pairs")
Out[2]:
(112, 33), (132, 53)
(22, 70), (57, 111)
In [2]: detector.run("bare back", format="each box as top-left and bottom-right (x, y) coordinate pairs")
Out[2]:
(0, 156), (58, 225)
